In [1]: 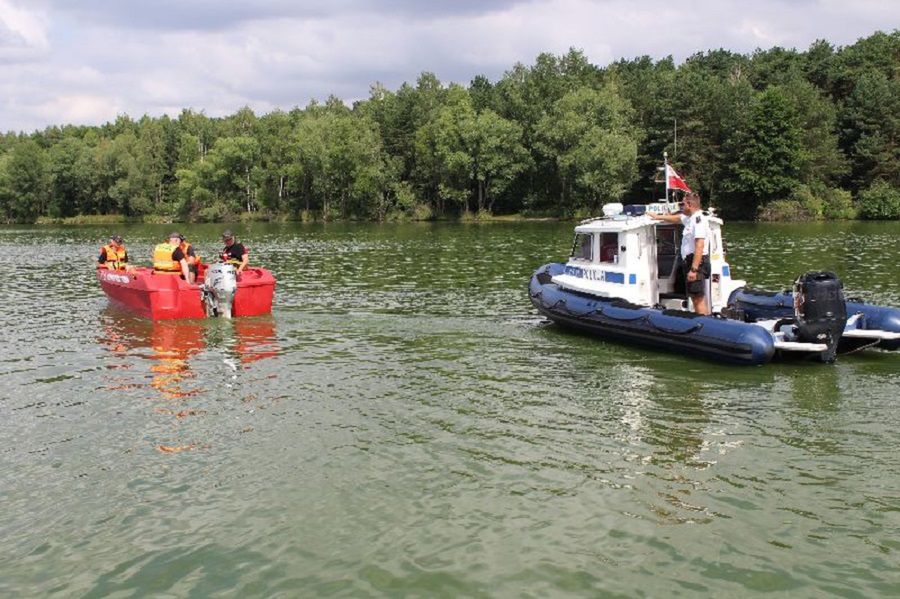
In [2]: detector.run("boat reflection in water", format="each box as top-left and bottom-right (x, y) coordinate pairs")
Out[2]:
(230, 316), (279, 366)
(99, 309), (206, 401)
(99, 309), (279, 402)
(149, 320), (206, 400)
(99, 309), (280, 453)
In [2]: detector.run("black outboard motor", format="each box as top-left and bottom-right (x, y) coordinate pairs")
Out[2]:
(793, 271), (847, 363)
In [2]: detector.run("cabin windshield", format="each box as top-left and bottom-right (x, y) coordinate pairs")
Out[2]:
(570, 233), (592, 261)
(599, 232), (619, 264)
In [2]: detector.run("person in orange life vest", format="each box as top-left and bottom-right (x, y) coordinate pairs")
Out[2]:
(220, 230), (249, 274)
(153, 232), (192, 282)
(98, 234), (129, 270)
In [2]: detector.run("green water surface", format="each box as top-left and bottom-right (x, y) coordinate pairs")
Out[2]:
(1, 221), (899, 596)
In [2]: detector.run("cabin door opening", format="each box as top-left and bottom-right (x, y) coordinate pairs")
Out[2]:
(656, 226), (686, 297)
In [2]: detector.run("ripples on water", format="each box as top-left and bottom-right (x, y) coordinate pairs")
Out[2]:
(1, 222), (899, 596)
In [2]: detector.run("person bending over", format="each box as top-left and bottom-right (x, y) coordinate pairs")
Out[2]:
(153, 232), (192, 282)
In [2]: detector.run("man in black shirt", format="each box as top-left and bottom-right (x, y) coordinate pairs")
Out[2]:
(220, 229), (249, 273)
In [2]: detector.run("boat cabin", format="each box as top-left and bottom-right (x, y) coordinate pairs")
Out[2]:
(551, 201), (745, 312)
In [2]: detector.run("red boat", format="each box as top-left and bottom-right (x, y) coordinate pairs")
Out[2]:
(97, 264), (276, 320)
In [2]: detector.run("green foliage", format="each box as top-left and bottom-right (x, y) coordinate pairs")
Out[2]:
(391, 181), (417, 213)
(1, 32), (897, 223)
(612, 55), (677, 201)
(757, 199), (809, 222)
(779, 77), (847, 185)
(676, 51), (753, 176)
(48, 136), (95, 218)
(35, 213), (128, 225)
(535, 84), (638, 212)
(4, 140), (48, 222)
(198, 199), (233, 222)
(840, 71), (900, 190)
(857, 181), (900, 220)
(780, 184), (856, 220)
(0, 153), (16, 222)
(789, 185), (823, 219)
(290, 103), (392, 219)
(825, 30), (900, 101)
(419, 86), (530, 214)
(748, 46), (806, 88)
(720, 87), (804, 217)
(410, 202), (433, 221)
(821, 187), (855, 219)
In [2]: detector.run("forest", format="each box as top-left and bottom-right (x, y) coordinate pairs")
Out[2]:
(0, 30), (897, 223)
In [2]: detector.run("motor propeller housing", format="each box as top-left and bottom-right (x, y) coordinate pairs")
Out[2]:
(204, 263), (238, 318)
(793, 271), (848, 363)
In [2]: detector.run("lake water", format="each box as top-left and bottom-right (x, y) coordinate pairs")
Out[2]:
(1, 221), (899, 596)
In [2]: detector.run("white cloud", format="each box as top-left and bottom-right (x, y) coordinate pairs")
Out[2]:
(0, 0), (897, 131)
(35, 93), (121, 124)
(57, 65), (105, 85)
(0, 0), (49, 62)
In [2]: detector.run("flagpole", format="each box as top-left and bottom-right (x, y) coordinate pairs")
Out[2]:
(663, 151), (669, 203)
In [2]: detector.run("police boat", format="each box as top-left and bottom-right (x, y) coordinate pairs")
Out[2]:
(529, 201), (900, 365)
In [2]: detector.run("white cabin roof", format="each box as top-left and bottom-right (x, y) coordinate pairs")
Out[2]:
(575, 215), (653, 234)
(574, 202), (723, 234)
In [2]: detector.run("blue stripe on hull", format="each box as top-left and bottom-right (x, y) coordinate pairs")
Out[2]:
(530, 263), (775, 365)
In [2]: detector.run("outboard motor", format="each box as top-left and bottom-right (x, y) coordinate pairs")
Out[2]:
(203, 263), (238, 318)
(793, 271), (847, 363)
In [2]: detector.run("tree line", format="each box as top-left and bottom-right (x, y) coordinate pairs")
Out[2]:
(1, 30), (898, 223)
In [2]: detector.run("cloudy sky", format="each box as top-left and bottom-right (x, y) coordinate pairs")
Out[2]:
(1, 0), (896, 132)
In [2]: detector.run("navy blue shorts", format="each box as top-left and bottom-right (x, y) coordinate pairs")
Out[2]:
(683, 254), (710, 296)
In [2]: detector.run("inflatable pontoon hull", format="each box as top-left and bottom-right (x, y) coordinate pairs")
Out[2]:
(530, 263), (776, 365)
(729, 288), (900, 352)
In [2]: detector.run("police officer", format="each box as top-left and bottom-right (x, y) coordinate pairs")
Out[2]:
(649, 193), (711, 315)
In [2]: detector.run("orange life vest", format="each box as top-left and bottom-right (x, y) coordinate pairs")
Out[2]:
(179, 241), (200, 265)
(101, 244), (128, 270)
(153, 242), (181, 272)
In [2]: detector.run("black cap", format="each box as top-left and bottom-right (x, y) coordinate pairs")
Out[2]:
(169, 231), (184, 240)
(222, 229), (234, 239)
(110, 234), (123, 243)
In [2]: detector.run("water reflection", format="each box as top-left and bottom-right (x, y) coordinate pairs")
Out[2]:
(4, 222), (899, 597)
(647, 381), (711, 469)
(98, 310), (205, 400)
(97, 310), (281, 453)
(230, 316), (279, 366)
(778, 365), (844, 456)
(98, 310), (280, 402)
(148, 320), (206, 400)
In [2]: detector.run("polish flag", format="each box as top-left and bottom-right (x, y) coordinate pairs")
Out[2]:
(666, 164), (692, 193)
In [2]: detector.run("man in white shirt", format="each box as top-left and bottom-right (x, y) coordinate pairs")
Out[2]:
(648, 193), (711, 314)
